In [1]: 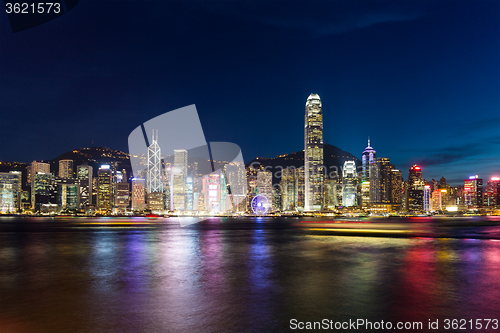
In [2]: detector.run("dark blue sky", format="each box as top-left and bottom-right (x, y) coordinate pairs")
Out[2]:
(1, 0), (499, 185)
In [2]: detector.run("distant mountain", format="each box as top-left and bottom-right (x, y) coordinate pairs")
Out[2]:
(246, 144), (361, 184)
(51, 147), (132, 177)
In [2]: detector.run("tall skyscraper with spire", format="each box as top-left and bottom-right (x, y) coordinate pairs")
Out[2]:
(361, 138), (376, 208)
(147, 130), (163, 194)
(304, 93), (324, 211)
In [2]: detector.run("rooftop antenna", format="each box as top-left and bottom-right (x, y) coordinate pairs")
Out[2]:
(368, 136), (370, 147)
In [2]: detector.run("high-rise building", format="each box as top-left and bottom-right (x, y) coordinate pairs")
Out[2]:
(369, 158), (402, 212)
(424, 185), (431, 212)
(257, 170), (273, 211)
(77, 164), (93, 209)
(224, 161), (247, 212)
(52, 178), (81, 210)
(342, 161), (358, 207)
(173, 149), (188, 211)
(115, 182), (129, 213)
(281, 167), (297, 211)
(97, 165), (113, 212)
(361, 139), (376, 208)
(32, 173), (54, 211)
(0, 171), (22, 212)
(464, 175), (483, 209)
(390, 169), (403, 206)
(304, 93), (324, 211)
(58, 160), (74, 179)
(28, 161), (50, 187)
(485, 177), (499, 207)
(147, 132), (163, 194)
(203, 173), (221, 213)
(406, 165), (425, 212)
(185, 177), (193, 211)
(369, 158), (393, 204)
(131, 178), (146, 211)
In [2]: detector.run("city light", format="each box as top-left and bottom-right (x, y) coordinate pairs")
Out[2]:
(492, 177), (500, 181)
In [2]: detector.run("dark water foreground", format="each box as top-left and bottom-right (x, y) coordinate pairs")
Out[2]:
(1, 216), (499, 332)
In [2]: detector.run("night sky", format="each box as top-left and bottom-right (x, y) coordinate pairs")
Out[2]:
(1, 0), (499, 185)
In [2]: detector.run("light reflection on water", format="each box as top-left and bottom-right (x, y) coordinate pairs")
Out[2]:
(0, 217), (499, 332)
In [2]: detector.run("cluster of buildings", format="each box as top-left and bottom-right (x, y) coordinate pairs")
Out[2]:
(0, 94), (498, 215)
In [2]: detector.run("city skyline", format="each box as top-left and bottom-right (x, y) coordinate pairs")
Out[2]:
(0, 1), (499, 185)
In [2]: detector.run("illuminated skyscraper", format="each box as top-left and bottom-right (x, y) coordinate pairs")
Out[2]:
(342, 161), (358, 207)
(304, 93), (324, 211)
(173, 149), (188, 211)
(203, 173), (221, 213)
(257, 170), (273, 211)
(97, 165), (113, 212)
(390, 169), (403, 206)
(424, 185), (431, 212)
(406, 165), (425, 212)
(147, 131), (163, 194)
(33, 172), (54, 211)
(280, 167), (297, 211)
(0, 171), (22, 212)
(28, 161), (50, 187)
(224, 161), (247, 212)
(485, 177), (500, 207)
(77, 164), (93, 209)
(131, 178), (146, 211)
(186, 177), (193, 211)
(464, 175), (483, 209)
(361, 139), (376, 208)
(58, 160), (74, 178)
(115, 182), (129, 213)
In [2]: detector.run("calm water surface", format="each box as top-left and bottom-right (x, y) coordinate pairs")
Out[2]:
(1, 216), (500, 332)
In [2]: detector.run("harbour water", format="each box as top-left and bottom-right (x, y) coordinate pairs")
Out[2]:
(1, 216), (499, 332)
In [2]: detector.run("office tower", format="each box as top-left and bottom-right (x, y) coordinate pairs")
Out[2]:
(369, 158), (393, 204)
(203, 173), (221, 213)
(272, 187), (281, 212)
(131, 178), (146, 211)
(115, 182), (129, 213)
(342, 161), (357, 207)
(369, 158), (402, 212)
(28, 161), (50, 186)
(485, 177), (499, 207)
(59, 160), (74, 178)
(361, 139), (376, 208)
(257, 170), (273, 211)
(0, 171), (22, 212)
(324, 178), (341, 210)
(97, 165), (113, 212)
(32, 173), (54, 211)
(296, 167), (305, 210)
(147, 132), (163, 194)
(424, 185), (431, 212)
(464, 175), (483, 209)
(52, 177), (80, 210)
(406, 165), (425, 212)
(173, 149), (188, 211)
(185, 177), (193, 211)
(430, 188), (449, 212)
(390, 169), (403, 206)
(281, 167), (297, 211)
(362, 138), (376, 180)
(304, 93), (324, 211)
(77, 164), (93, 209)
(224, 161), (247, 212)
